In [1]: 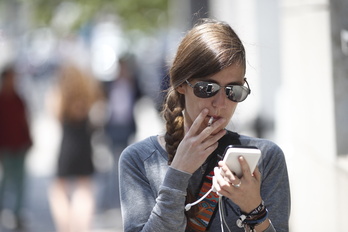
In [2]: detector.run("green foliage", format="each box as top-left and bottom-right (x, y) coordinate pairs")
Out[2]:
(29, 0), (169, 33)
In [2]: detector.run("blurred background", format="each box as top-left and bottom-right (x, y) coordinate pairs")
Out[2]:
(0, 0), (347, 231)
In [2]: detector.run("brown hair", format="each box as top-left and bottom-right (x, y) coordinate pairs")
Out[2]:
(162, 18), (246, 164)
(161, 18), (246, 218)
(56, 63), (103, 122)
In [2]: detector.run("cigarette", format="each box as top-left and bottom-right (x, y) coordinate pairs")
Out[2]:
(208, 116), (214, 126)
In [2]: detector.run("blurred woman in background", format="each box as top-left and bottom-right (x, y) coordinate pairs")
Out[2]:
(48, 63), (104, 232)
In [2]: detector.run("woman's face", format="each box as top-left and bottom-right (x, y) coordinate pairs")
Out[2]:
(177, 64), (245, 134)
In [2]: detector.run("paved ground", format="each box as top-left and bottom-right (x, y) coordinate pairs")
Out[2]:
(0, 174), (123, 232)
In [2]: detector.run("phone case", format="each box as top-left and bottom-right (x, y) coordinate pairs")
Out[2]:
(222, 145), (261, 178)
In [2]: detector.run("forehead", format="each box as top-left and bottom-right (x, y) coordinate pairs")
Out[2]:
(201, 64), (245, 85)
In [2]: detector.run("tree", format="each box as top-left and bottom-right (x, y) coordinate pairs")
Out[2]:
(29, 0), (169, 33)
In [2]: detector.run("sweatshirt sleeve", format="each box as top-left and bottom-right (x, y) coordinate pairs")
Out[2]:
(258, 142), (291, 232)
(119, 145), (192, 232)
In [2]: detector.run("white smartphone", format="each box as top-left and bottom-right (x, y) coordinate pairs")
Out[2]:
(222, 145), (261, 178)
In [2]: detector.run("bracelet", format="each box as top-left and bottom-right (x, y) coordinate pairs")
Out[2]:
(236, 200), (269, 231)
(244, 209), (268, 226)
(242, 200), (265, 215)
(237, 209), (268, 228)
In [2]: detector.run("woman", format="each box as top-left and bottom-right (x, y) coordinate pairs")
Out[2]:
(48, 63), (103, 232)
(119, 19), (290, 232)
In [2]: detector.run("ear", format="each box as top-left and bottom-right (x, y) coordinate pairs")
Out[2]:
(176, 84), (186, 95)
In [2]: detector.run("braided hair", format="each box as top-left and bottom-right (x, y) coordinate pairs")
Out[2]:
(161, 18), (246, 165)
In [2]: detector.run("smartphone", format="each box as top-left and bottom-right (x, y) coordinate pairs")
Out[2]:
(222, 145), (261, 178)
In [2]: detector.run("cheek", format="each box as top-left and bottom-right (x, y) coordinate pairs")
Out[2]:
(230, 104), (238, 115)
(183, 95), (208, 125)
(227, 103), (238, 119)
(184, 97), (202, 117)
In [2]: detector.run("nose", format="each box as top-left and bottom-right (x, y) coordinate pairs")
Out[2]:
(212, 88), (227, 108)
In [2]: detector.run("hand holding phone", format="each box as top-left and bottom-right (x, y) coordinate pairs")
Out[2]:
(222, 145), (261, 178)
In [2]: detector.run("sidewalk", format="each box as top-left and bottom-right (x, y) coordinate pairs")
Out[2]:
(0, 174), (123, 232)
(286, 144), (348, 232)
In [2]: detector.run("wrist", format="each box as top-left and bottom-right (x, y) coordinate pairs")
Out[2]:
(237, 200), (269, 231)
(254, 218), (271, 231)
(241, 199), (264, 215)
(241, 197), (263, 214)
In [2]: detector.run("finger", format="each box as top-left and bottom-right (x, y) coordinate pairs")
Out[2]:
(203, 141), (219, 157)
(215, 170), (235, 195)
(186, 109), (209, 136)
(213, 167), (222, 192)
(208, 117), (227, 135)
(201, 129), (226, 149)
(214, 166), (229, 185)
(208, 117), (226, 132)
(218, 161), (238, 184)
(192, 116), (226, 149)
(218, 161), (228, 178)
(239, 156), (252, 179)
(199, 117), (226, 142)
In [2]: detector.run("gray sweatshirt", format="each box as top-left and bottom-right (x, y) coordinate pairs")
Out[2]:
(119, 134), (290, 232)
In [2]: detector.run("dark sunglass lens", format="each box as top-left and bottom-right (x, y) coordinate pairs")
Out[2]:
(194, 82), (219, 98)
(226, 86), (249, 102)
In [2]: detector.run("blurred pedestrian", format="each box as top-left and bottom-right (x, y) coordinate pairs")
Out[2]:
(47, 63), (104, 232)
(0, 64), (32, 230)
(105, 55), (140, 153)
(98, 55), (141, 210)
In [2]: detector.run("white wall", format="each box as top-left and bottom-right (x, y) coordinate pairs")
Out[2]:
(277, 0), (336, 163)
(278, 1), (339, 231)
(209, 0), (336, 158)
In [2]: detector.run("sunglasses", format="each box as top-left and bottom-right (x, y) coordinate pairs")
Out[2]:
(185, 78), (251, 102)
